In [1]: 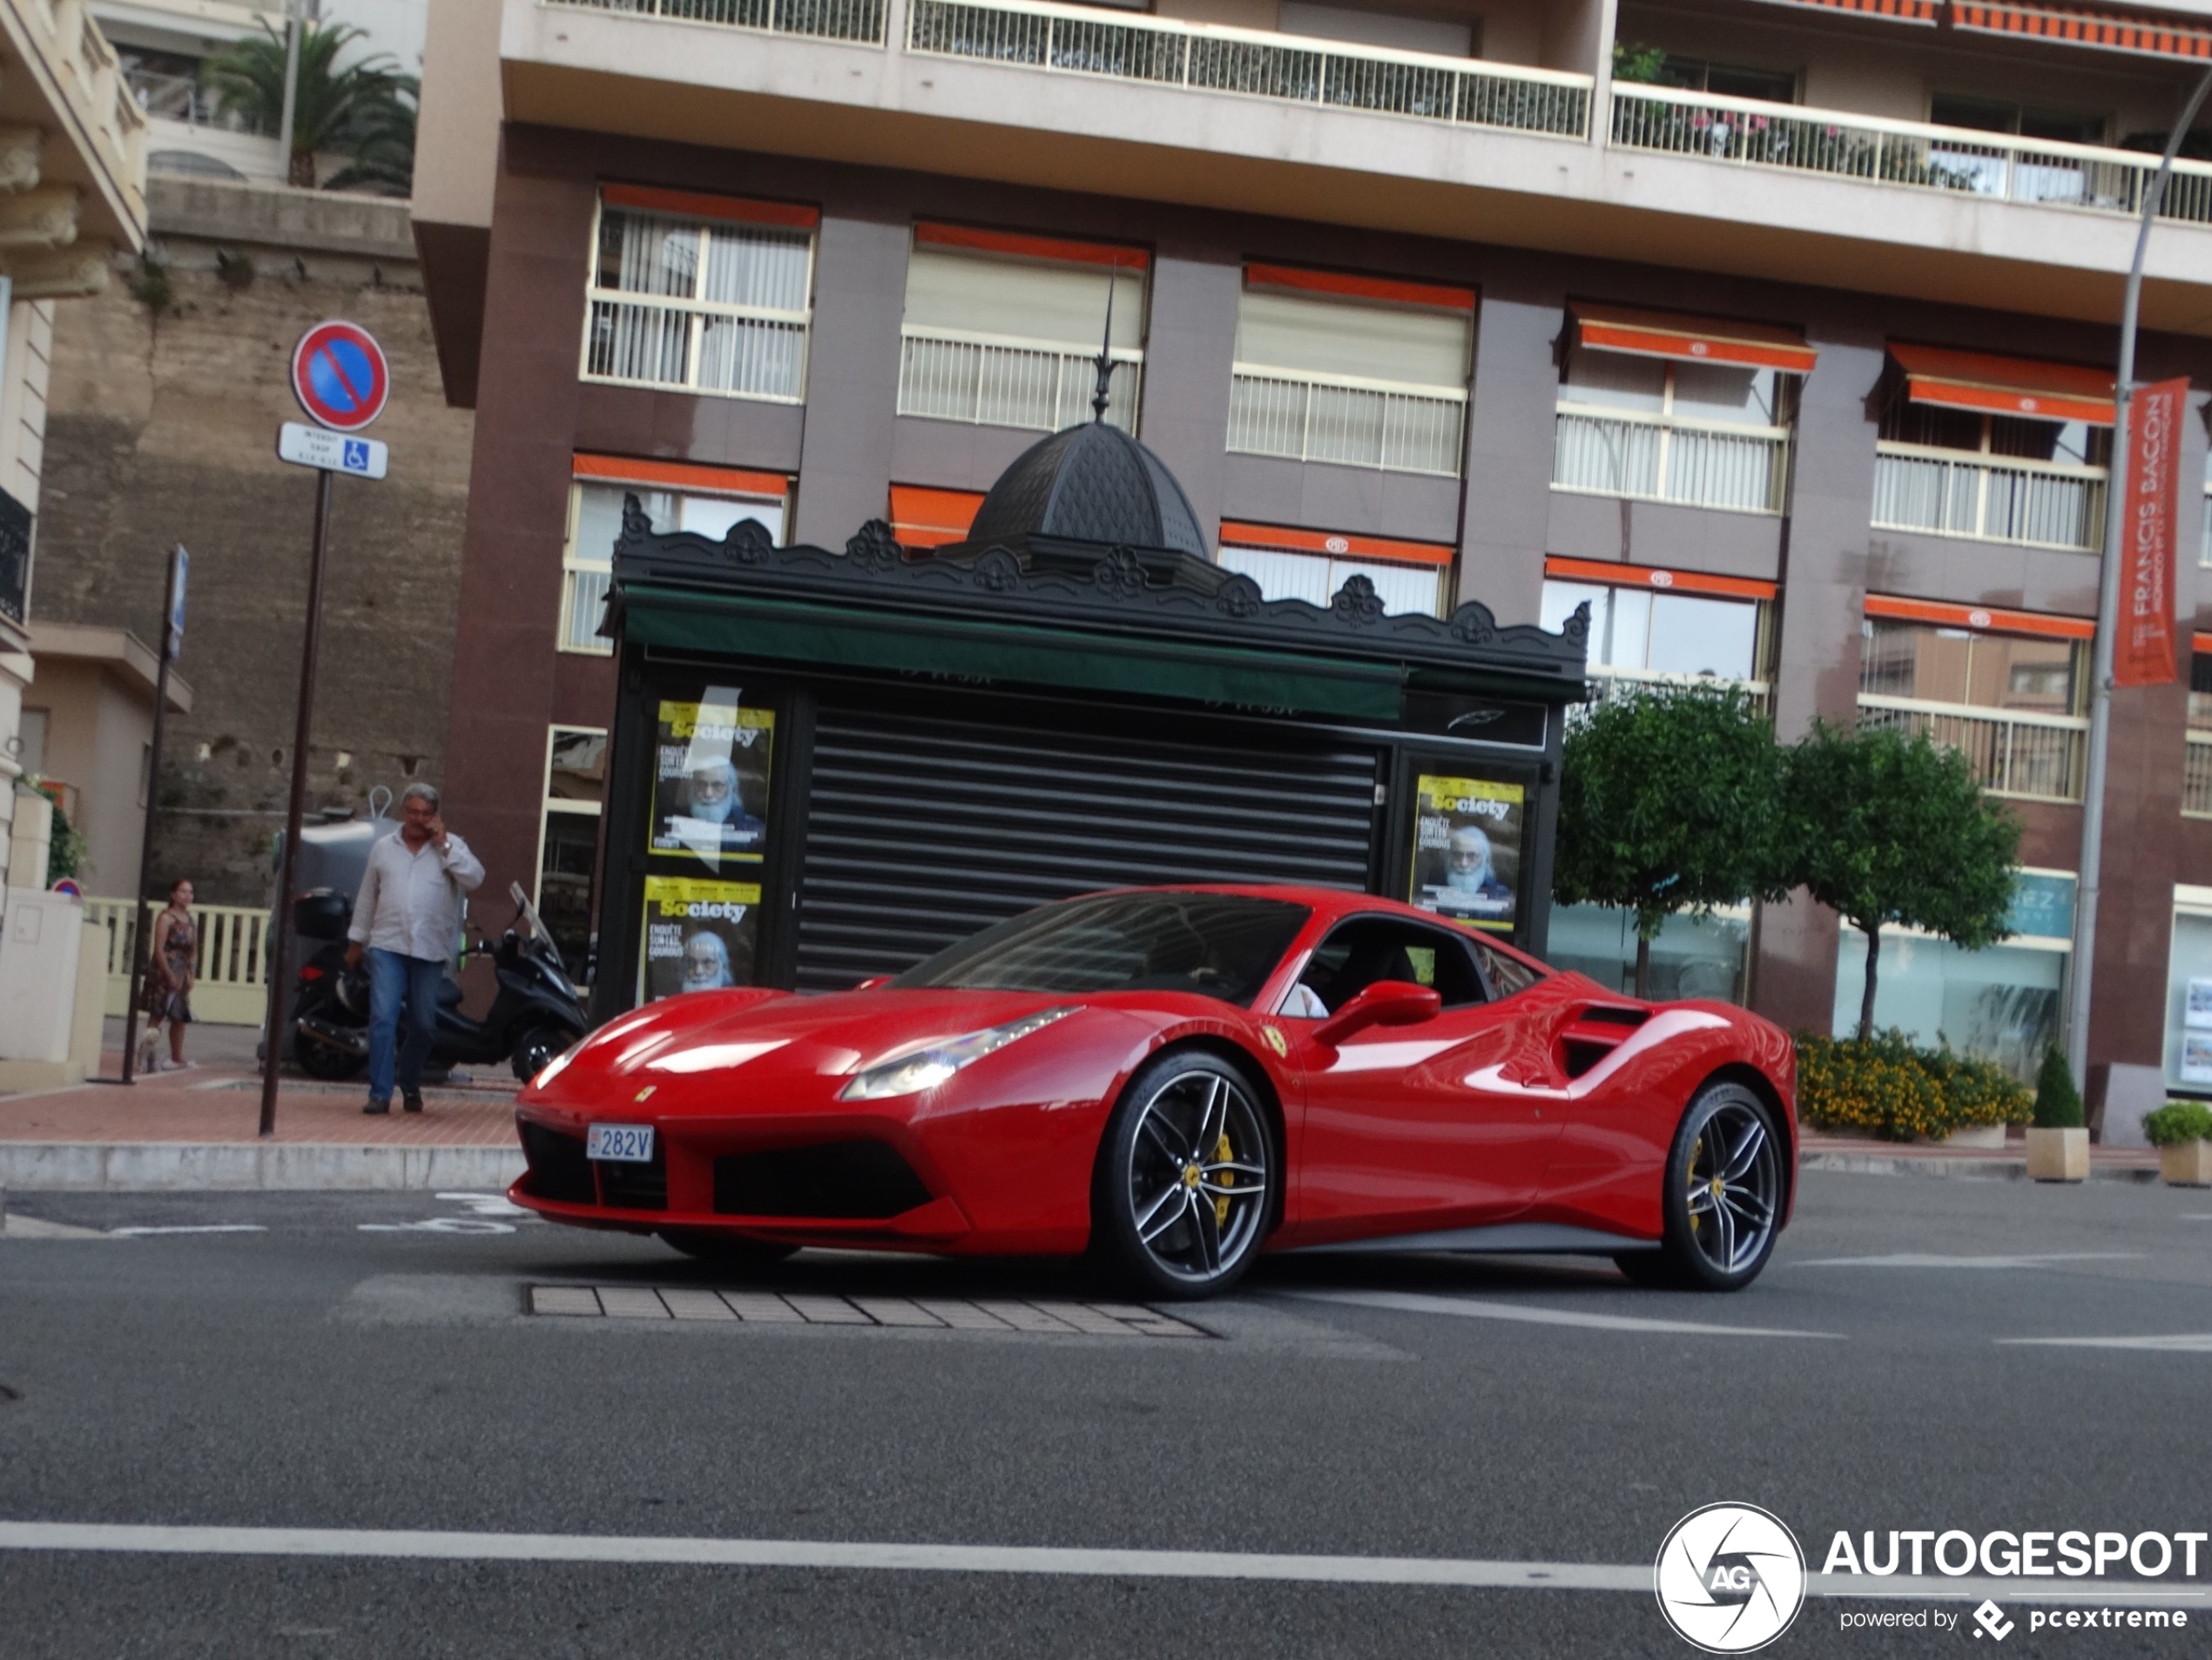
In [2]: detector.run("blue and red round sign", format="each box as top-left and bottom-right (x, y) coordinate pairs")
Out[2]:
(291, 321), (388, 432)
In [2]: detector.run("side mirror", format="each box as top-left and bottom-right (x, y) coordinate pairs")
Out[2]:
(1312, 980), (1441, 1049)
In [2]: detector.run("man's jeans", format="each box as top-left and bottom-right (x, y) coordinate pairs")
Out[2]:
(366, 948), (446, 1103)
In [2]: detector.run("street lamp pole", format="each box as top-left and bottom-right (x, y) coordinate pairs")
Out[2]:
(2066, 63), (2212, 1087)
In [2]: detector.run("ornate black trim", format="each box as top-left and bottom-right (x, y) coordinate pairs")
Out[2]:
(610, 507), (1588, 688)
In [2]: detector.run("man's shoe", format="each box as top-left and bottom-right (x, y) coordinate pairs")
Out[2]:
(401, 1087), (423, 1115)
(363, 1097), (390, 1116)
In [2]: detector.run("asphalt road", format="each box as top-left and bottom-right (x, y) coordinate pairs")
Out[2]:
(3, 1172), (2209, 1659)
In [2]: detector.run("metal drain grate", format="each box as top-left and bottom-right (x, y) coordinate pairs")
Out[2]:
(529, 1286), (1206, 1338)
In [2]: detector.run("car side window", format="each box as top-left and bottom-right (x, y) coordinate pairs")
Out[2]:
(1467, 934), (1545, 1000)
(1291, 917), (1487, 1015)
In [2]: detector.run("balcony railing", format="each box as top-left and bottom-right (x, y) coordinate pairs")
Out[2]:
(1228, 367), (1465, 476)
(1612, 84), (2212, 226)
(907, 0), (1591, 138)
(583, 294), (810, 402)
(1871, 445), (2105, 551)
(561, 566), (614, 656)
(1858, 695), (2088, 803)
(2187, 732), (2212, 819)
(84, 900), (273, 1026)
(548, 0), (887, 44)
(898, 327), (1140, 433)
(1584, 666), (1770, 713)
(1552, 406), (1790, 515)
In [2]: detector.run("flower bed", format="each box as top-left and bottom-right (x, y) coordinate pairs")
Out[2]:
(1796, 1030), (2033, 1143)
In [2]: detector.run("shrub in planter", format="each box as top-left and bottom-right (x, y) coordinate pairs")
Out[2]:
(1796, 1030), (2032, 1143)
(2144, 1102), (2212, 1187)
(2032, 1045), (2085, 1129)
(2027, 1046), (2088, 1183)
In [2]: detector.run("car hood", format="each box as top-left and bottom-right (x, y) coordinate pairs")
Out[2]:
(534, 987), (1091, 1102)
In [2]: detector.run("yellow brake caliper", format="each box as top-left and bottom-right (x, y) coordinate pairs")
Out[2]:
(1214, 1131), (1235, 1226)
(1688, 1135), (1705, 1235)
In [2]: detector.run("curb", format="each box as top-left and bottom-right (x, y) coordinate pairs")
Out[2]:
(0, 1143), (524, 1192)
(1801, 1151), (2161, 1184)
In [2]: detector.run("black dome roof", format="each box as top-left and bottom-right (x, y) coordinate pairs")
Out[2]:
(963, 420), (1208, 557)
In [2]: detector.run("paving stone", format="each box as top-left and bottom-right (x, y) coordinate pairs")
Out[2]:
(529, 1286), (603, 1317)
(1029, 1300), (1140, 1335)
(717, 1292), (804, 1323)
(1106, 1307), (1205, 1338)
(981, 1302), (1079, 1333)
(659, 1289), (740, 1321)
(914, 1299), (1015, 1330)
(784, 1294), (875, 1325)
(596, 1287), (673, 1319)
(850, 1297), (945, 1327)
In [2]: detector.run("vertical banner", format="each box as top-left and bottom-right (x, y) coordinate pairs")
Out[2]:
(2114, 376), (2189, 688)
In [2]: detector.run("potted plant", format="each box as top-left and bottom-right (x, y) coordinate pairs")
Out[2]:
(2026, 1046), (2088, 1183)
(2143, 1102), (2212, 1188)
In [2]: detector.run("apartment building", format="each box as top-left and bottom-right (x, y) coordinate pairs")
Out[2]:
(0, 0), (147, 883)
(413, 0), (2212, 1089)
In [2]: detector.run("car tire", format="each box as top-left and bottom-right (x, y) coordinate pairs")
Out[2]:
(1641, 1080), (1785, 1292)
(658, 1231), (799, 1271)
(512, 1024), (580, 1083)
(1091, 1049), (1276, 1301)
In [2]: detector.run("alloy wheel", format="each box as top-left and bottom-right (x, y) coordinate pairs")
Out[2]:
(1124, 1068), (1270, 1286)
(1683, 1099), (1779, 1276)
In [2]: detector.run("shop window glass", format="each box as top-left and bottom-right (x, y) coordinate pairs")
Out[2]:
(898, 234), (1145, 434)
(585, 198), (813, 401)
(1217, 543), (1443, 617)
(1833, 931), (2064, 1083)
(2165, 904), (2212, 1090)
(536, 726), (606, 983)
(1549, 904), (1750, 1002)
(562, 474), (787, 655)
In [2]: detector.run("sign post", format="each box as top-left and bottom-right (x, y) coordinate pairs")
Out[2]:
(260, 321), (389, 1138)
(117, 544), (186, 1084)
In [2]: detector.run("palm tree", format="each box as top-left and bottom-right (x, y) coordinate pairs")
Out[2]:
(201, 22), (408, 189)
(323, 78), (418, 196)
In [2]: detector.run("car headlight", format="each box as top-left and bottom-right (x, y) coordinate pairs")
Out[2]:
(838, 1009), (1077, 1101)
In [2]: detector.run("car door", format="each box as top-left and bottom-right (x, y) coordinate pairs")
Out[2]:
(1283, 914), (1560, 1242)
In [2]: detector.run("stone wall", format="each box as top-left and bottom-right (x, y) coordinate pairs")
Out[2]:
(35, 178), (474, 904)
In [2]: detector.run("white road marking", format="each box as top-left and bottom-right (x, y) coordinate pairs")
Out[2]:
(0, 1215), (111, 1240)
(1793, 1252), (2144, 1270)
(1998, 1333), (2212, 1352)
(106, 1225), (266, 1238)
(357, 1219), (515, 1235)
(434, 1192), (530, 1218)
(0, 1523), (2197, 1604)
(1290, 1289), (1840, 1339)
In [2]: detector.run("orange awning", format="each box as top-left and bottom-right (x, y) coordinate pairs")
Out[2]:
(1866, 593), (2095, 639)
(1746, 0), (1937, 22)
(1888, 343), (2116, 425)
(572, 454), (789, 498)
(1572, 304), (1817, 375)
(1952, 0), (2212, 59)
(1544, 557), (1777, 602)
(1219, 522), (1455, 567)
(888, 484), (984, 549)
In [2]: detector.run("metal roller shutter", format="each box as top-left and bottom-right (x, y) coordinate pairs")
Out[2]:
(797, 708), (1380, 989)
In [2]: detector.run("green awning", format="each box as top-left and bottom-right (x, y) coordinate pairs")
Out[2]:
(620, 586), (1406, 720)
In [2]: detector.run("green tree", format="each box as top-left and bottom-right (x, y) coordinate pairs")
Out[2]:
(1785, 721), (2020, 1042)
(322, 78), (418, 196)
(1553, 684), (1789, 999)
(201, 22), (408, 190)
(2032, 1043), (2083, 1130)
(1611, 41), (1669, 84)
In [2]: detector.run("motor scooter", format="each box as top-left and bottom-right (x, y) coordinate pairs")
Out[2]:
(292, 882), (586, 1083)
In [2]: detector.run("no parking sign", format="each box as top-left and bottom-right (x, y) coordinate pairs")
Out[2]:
(291, 321), (388, 432)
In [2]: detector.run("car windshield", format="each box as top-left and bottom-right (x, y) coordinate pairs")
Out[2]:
(890, 892), (1312, 1006)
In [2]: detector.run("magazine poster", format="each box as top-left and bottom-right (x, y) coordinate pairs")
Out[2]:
(1408, 774), (1524, 933)
(2187, 977), (2212, 1031)
(651, 688), (773, 869)
(639, 876), (761, 1002)
(2182, 1030), (2212, 1085)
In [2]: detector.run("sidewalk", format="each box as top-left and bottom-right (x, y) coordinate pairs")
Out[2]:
(0, 1031), (523, 1191)
(1800, 1130), (2161, 1183)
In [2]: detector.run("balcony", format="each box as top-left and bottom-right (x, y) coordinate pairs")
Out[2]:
(1584, 665), (1770, 713)
(897, 327), (1140, 434)
(551, 0), (886, 44)
(1612, 84), (2212, 230)
(1871, 446), (2105, 553)
(1858, 695), (2088, 803)
(1552, 407), (1789, 516)
(1227, 367), (1465, 477)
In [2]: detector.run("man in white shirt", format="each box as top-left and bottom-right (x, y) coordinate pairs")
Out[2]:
(345, 783), (486, 1114)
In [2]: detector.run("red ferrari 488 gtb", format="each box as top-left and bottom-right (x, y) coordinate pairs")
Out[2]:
(513, 886), (1796, 1297)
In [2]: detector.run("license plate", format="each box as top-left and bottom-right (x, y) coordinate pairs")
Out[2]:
(585, 1124), (655, 1163)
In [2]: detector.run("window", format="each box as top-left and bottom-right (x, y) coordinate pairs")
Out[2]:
(1652, 57), (1797, 105)
(2202, 449), (2211, 567)
(1928, 95), (2104, 146)
(17, 706), (45, 775)
(1290, 914), (1486, 1016)
(1228, 266), (1474, 477)
(561, 456), (790, 654)
(2183, 649), (2212, 817)
(1540, 576), (1766, 690)
(1217, 523), (1450, 617)
(1552, 313), (1801, 514)
(536, 727), (606, 981)
(898, 225), (1144, 435)
(583, 187), (815, 402)
(1857, 608), (2091, 800)
(1277, 2), (1476, 57)
(1551, 904), (1750, 1002)
(888, 484), (984, 550)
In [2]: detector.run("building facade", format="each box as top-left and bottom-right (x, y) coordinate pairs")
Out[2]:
(413, 0), (2212, 1090)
